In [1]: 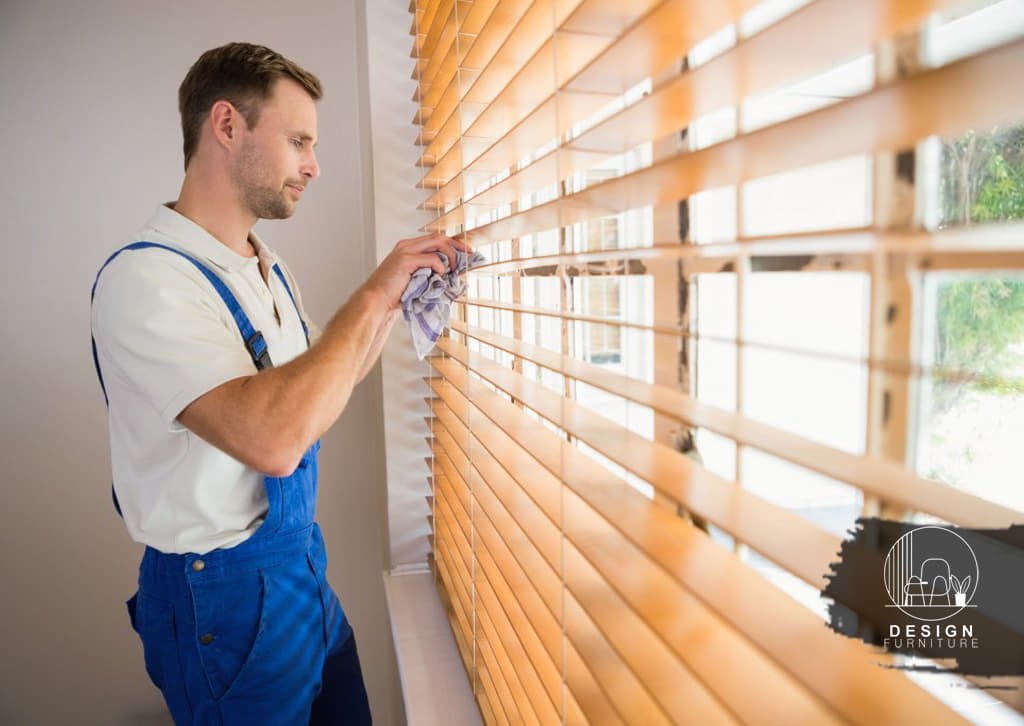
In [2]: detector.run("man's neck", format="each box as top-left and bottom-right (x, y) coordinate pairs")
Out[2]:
(174, 164), (257, 258)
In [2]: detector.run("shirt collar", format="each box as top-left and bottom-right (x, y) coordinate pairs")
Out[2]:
(145, 203), (279, 273)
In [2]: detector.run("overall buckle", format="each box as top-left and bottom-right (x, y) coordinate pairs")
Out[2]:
(245, 331), (273, 370)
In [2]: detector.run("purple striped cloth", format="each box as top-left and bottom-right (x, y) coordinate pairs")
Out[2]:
(401, 248), (486, 359)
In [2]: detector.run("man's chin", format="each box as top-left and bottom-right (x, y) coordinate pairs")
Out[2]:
(256, 202), (296, 221)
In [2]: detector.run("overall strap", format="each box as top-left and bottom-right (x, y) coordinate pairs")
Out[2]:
(91, 241), (276, 406)
(271, 263), (310, 344)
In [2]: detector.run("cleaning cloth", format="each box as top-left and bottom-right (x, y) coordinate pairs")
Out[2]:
(401, 247), (486, 359)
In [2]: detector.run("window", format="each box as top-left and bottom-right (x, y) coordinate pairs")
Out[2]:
(410, 1), (1024, 723)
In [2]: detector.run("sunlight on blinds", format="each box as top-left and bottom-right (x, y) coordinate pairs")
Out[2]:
(410, 0), (1024, 722)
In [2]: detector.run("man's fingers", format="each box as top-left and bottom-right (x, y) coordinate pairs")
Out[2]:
(401, 233), (451, 250)
(406, 238), (461, 270)
(451, 238), (474, 253)
(402, 233), (473, 256)
(444, 241), (460, 269)
(407, 234), (451, 251)
(399, 233), (440, 246)
(411, 253), (446, 276)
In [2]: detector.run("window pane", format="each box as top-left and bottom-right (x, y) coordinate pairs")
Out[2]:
(915, 272), (1024, 512)
(742, 272), (869, 453)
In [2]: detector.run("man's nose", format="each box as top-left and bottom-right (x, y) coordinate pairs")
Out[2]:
(302, 149), (320, 180)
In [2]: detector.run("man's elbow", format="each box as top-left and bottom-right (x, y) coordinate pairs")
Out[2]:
(260, 456), (301, 478)
(249, 440), (307, 478)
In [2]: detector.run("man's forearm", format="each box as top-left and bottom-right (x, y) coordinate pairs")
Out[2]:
(355, 309), (399, 385)
(179, 284), (390, 475)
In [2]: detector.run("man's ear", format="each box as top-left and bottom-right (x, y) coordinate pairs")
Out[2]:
(209, 100), (243, 150)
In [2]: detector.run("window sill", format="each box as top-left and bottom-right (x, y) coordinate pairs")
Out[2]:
(383, 567), (482, 726)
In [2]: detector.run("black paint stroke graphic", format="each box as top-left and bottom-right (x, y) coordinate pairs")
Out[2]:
(822, 518), (1024, 678)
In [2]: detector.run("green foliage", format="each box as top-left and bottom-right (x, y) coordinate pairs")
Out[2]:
(972, 150), (1024, 223)
(935, 278), (1024, 385)
(933, 125), (1024, 404)
(939, 125), (1024, 226)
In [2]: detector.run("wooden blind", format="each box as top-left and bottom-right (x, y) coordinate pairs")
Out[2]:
(410, 0), (1024, 723)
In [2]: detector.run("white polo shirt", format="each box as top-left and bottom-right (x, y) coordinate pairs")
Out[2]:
(92, 204), (320, 554)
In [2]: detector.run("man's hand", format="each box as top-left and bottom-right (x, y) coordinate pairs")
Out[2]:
(362, 233), (472, 311)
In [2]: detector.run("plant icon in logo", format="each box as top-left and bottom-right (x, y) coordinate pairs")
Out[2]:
(949, 573), (972, 607)
(882, 525), (979, 622)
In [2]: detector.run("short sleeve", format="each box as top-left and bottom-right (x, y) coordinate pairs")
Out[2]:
(92, 249), (256, 429)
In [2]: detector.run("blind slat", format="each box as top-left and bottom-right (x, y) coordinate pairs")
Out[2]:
(563, 505), (844, 725)
(436, 486), (542, 726)
(417, 0), (501, 118)
(474, 676), (499, 726)
(412, 1), (1022, 722)
(433, 431), (563, 597)
(475, 635), (516, 726)
(417, 0), (531, 134)
(419, 0), (553, 158)
(477, 625), (526, 726)
(435, 434), (641, 724)
(433, 392), (562, 523)
(440, 393), (839, 720)
(422, 0), (762, 209)
(431, 346), (843, 589)
(419, 0), (676, 186)
(417, 0), (456, 59)
(437, 477), (566, 718)
(433, 531), (475, 664)
(449, 319), (1022, 527)
(435, 413), (734, 724)
(420, 31), (612, 183)
(469, 224), (1024, 275)
(435, 477), (560, 725)
(428, 353), (972, 724)
(457, 289), (1024, 394)
(433, 438), (620, 726)
(432, 369), (889, 724)
(430, 37), (1024, 238)
(434, 464), (565, 667)
(432, 441), (564, 616)
(431, 371), (866, 722)
(415, 1), (463, 98)
(413, 0), (448, 58)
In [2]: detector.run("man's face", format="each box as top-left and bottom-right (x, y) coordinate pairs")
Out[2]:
(230, 78), (320, 220)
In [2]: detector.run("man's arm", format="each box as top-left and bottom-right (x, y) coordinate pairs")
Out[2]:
(178, 234), (467, 476)
(354, 307), (400, 385)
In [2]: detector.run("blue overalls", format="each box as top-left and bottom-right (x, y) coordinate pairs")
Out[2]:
(92, 242), (372, 725)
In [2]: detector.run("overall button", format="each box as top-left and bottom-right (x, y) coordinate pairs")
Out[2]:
(200, 633), (214, 645)
(192, 559), (205, 572)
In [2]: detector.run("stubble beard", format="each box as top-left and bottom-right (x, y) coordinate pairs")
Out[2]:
(232, 137), (294, 220)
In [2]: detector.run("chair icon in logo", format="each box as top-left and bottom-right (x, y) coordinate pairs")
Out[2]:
(884, 526), (979, 622)
(901, 558), (953, 606)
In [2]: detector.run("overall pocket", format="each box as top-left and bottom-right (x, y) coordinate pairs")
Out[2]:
(129, 592), (180, 692)
(212, 557), (328, 711)
(190, 570), (267, 702)
(305, 552), (348, 650)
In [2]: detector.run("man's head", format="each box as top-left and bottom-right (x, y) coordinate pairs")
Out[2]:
(178, 42), (322, 219)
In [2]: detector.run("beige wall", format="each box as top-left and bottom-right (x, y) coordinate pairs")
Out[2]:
(0, 1), (403, 722)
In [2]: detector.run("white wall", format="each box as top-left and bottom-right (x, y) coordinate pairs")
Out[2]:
(364, 0), (436, 570)
(0, 1), (402, 722)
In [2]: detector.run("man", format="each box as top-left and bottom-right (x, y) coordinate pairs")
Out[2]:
(91, 42), (468, 724)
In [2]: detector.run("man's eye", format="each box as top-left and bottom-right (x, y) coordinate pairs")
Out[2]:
(291, 138), (303, 148)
